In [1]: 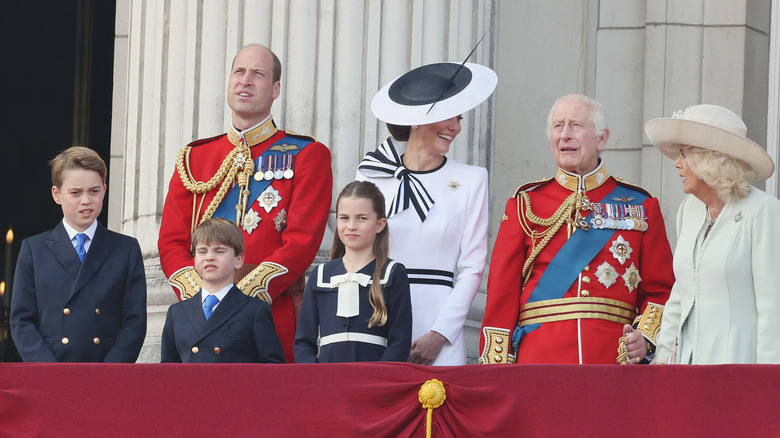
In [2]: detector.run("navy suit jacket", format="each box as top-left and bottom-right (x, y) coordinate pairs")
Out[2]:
(10, 221), (147, 362)
(161, 286), (285, 363)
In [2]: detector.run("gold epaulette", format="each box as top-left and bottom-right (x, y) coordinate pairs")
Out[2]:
(612, 176), (655, 198)
(236, 262), (289, 303)
(169, 266), (202, 300)
(284, 130), (318, 143)
(479, 327), (515, 364)
(512, 177), (555, 198)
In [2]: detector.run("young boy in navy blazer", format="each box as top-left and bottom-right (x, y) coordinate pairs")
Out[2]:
(11, 147), (147, 362)
(161, 217), (284, 363)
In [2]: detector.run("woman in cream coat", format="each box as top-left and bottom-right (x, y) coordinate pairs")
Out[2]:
(646, 104), (780, 364)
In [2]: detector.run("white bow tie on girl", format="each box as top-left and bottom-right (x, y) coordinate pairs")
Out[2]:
(330, 272), (372, 318)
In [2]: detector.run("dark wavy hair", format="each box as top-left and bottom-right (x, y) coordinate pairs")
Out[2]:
(386, 123), (412, 142)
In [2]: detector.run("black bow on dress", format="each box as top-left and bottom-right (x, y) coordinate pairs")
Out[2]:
(357, 137), (435, 222)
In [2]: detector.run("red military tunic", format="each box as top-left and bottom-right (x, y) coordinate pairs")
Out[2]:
(480, 163), (673, 364)
(159, 116), (333, 363)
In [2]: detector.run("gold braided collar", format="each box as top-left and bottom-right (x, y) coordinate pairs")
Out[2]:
(554, 162), (610, 192)
(227, 116), (278, 147)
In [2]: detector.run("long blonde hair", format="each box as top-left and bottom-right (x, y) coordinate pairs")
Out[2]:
(331, 181), (390, 327)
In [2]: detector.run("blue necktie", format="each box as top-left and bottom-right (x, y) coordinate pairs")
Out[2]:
(75, 233), (88, 262)
(203, 294), (219, 320)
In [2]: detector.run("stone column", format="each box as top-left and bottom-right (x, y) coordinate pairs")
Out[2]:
(642, 0), (772, 241)
(766, 0), (780, 196)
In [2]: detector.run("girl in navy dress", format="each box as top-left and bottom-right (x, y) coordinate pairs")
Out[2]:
(294, 181), (412, 362)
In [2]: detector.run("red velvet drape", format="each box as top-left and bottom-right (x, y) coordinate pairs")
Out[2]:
(1, 363), (778, 437)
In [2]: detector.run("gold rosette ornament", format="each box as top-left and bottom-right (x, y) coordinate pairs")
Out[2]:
(419, 379), (446, 438)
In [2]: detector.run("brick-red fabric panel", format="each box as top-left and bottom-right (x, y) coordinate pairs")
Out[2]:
(1, 363), (779, 437)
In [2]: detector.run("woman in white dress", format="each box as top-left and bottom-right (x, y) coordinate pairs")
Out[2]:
(646, 104), (780, 364)
(357, 62), (497, 365)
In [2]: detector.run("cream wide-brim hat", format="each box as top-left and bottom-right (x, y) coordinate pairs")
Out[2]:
(645, 104), (774, 181)
(371, 62), (497, 126)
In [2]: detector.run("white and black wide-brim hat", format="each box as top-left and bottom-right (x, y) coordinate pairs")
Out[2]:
(371, 62), (497, 126)
(645, 104), (775, 181)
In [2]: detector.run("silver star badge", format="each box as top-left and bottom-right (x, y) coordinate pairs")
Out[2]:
(242, 208), (261, 234)
(595, 262), (618, 288)
(256, 185), (282, 213)
(234, 152), (248, 167)
(609, 235), (633, 265)
(622, 263), (642, 293)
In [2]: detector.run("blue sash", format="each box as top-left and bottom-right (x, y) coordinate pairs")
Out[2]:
(213, 136), (311, 220)
(511, 184), (648, 348)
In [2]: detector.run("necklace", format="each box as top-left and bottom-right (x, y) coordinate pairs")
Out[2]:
(704, 207), (716, 240)
(705, 207), (716, 224)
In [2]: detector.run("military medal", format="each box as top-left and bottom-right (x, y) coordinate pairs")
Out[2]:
(263, 156), (274, 180)
(590, 214), (605, 228)
(283, 155), (294, 179)
(609, 235), (633, 264)
(274, 156), (284, 179)
(242, 209), (261, 234)
(257, 185), (282, 213)
(595, 261), (618, 288)
(622, 263), (642, 293)
(631, 217), (647, 231)
(589, 202), (648, 232)
(254, 156), (265, 181)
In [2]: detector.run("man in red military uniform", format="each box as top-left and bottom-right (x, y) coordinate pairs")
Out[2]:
(159, 44), (332, 362)
(480, 94), (673, 364)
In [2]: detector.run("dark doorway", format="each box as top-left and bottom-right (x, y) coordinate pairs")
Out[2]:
(0, 0), (117, 361)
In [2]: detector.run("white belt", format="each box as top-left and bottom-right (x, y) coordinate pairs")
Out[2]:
(319, 332), (388, 347)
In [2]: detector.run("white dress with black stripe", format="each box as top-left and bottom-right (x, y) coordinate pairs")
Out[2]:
(358, 153), (489, 365)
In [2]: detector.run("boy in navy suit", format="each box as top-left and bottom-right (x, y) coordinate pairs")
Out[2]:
(10, 147), (147, 362)
(161, 218), (284, 363)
